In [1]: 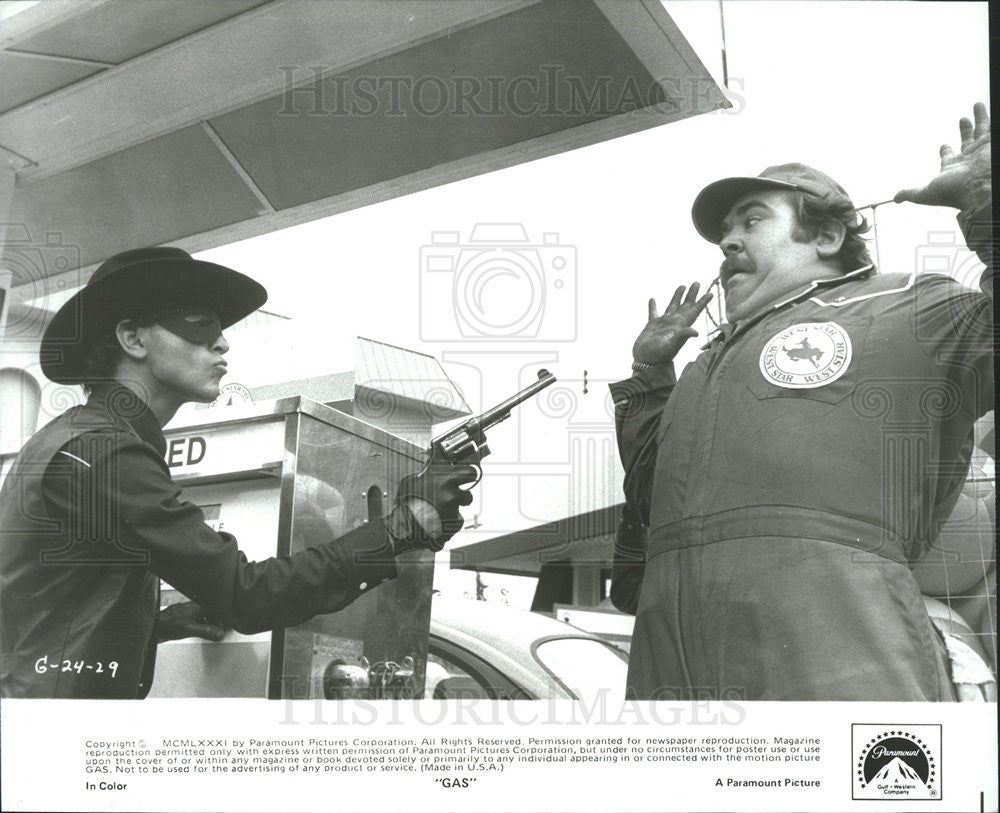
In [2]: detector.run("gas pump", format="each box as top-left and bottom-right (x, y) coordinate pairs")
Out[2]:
(149, 396), (434, 700)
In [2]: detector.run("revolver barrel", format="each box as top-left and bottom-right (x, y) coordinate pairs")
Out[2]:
(432, 369), (556, 463)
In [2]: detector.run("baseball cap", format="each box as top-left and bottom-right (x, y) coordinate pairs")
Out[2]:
(691, 163), (855, 243)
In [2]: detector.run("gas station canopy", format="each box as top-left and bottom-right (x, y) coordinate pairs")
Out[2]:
(1, 0), (727, 296)
(451, 503), (622, 578)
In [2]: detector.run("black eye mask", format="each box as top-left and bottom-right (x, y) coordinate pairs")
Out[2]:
(154, 311), (223, 345)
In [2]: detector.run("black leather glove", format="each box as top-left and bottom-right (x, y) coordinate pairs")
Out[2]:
(384, 462), (478, 553)
(156, 601), (227, 643)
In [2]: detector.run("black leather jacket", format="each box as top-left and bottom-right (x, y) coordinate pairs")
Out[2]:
(0, 385), (398, 698)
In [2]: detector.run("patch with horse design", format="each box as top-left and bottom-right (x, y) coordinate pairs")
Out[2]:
(758, 322), (852, 389)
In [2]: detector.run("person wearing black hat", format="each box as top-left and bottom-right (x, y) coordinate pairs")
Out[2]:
(0, 247), (477, 698)
(609, 103), (993, 700)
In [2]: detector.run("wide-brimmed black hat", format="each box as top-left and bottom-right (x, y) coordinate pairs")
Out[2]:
(40, 246), (268, 384)
(691, 163), (855, 244)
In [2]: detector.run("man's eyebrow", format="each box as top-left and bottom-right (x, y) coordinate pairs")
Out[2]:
(720, 199), (774, 232)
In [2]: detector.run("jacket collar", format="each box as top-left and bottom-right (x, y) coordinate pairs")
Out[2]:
(705, 263), (875, 347)
(86, 383), (167, 457)
(769, 263), (874, 310)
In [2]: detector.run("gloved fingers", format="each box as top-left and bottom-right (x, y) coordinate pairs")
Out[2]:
(437, 477), (476, 514)
(183, 621), (227, 642)
(159, 618), (227, 642)
(454, 463), (480, 485)
(160, 600), (202, 623)
(427, 463), (479, 487)
(436, 497), (466, 519)
(158, 601), (229, 640)
(440, 511), (466, 536)
(389, 464), (480, 551)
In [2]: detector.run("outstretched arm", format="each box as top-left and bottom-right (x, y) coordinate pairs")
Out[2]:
(896, 102), (992, 295)
(609, 284), (712, 613)
(613, 284), (713, 524)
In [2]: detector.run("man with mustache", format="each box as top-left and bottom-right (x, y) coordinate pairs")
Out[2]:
(0, 247), (477, 698)
(610, 104), (993, 700)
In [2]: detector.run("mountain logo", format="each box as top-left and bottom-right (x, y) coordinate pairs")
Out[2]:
(759, 322), (852, 389)
(852, 724), (941, 801)
(871, 754), (924, 784)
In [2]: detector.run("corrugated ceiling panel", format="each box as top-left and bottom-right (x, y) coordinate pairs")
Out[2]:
(356, 337), (471, 419)
(0, 1), (521, 169)
(11, 0), (272, 64)
(209, 0), (668, 211)
(5, 125), (266, 270)
(0, 51), (104, 113)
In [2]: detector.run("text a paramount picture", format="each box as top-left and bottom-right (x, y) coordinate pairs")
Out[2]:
(0, 1), (996, 812)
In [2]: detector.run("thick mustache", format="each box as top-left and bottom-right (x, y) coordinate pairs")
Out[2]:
(720, 256), (754, 279)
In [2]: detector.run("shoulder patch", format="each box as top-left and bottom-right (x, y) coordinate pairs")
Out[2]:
(759, 322), (852, 389)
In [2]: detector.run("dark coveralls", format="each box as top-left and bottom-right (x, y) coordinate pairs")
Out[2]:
(610, 207), (993, 701)
(0, 384), (398, 698)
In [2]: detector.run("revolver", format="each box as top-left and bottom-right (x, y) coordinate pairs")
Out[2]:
(397, 369), (556, 549)
(425, 368), (557, 484)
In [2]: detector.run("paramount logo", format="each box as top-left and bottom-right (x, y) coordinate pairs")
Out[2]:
(852, 725), (941, 801)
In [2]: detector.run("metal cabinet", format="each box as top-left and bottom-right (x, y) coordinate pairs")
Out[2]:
(149, 396), (432, 699)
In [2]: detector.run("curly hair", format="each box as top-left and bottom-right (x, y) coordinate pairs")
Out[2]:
(789, 191), (874, 273)
(77, 331), (123, 395)
(77, 316), (156, 396)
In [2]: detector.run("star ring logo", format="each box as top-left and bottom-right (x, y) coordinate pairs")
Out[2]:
(759, 322), (852, 389)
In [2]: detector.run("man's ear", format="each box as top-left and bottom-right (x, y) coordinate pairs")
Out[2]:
(115, 319), (148, 361)
(814, 219), (847, 260)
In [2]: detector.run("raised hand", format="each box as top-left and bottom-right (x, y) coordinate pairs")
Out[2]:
(895, 102), (991, 212)
(632, 283), (713, 366)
